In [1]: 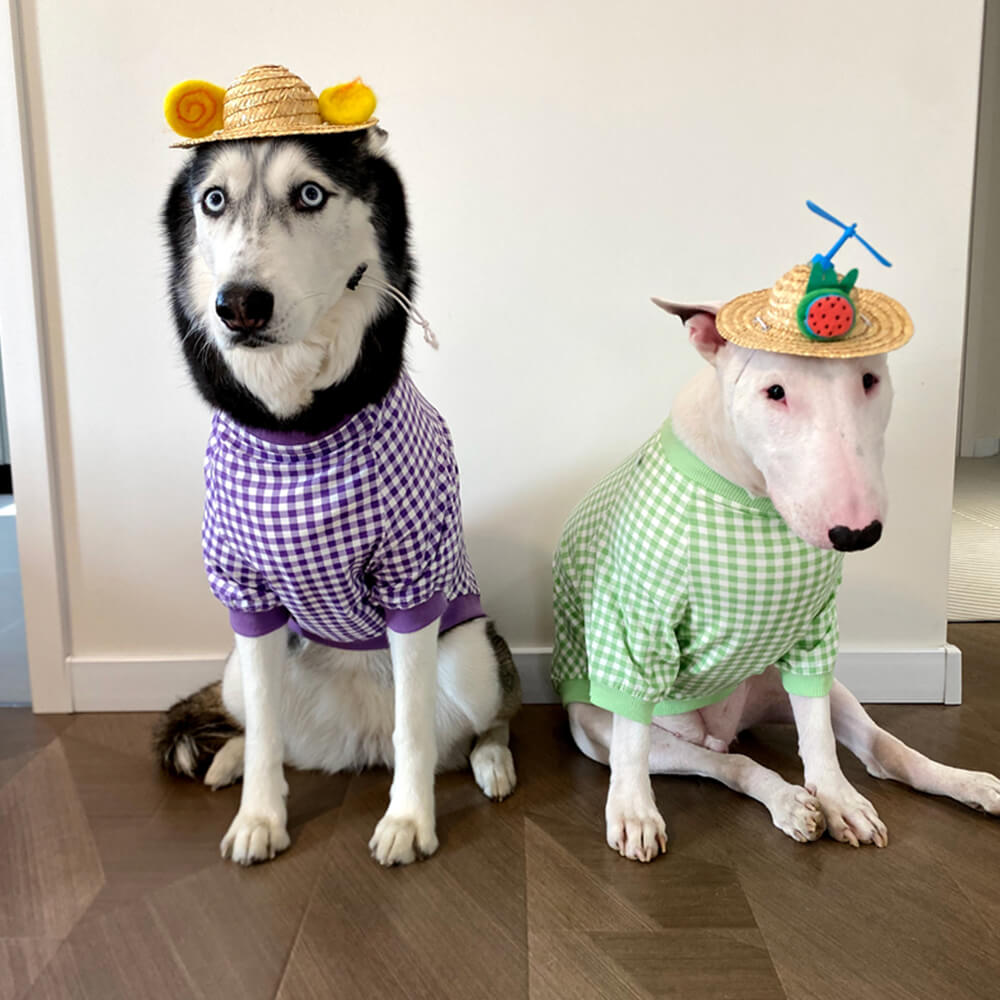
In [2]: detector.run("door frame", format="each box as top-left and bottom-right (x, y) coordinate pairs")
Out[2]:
(0, 0), (72, 711)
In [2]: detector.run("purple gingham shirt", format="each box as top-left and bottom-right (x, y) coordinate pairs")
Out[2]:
(202, 373), (484, 650)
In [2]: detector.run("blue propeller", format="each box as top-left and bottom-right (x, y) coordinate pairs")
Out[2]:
(806, 199), (892, 270)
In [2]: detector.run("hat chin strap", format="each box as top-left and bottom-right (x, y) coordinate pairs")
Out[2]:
(346, 263), (439, 350)
(732, 350), (754, 385)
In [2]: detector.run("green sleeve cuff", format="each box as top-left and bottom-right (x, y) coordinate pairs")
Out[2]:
(557, 677), (655, 724)
(780, 671), (834, 698)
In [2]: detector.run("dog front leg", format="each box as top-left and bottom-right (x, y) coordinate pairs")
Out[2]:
(789, 692), (887, 847)
(605, 714), (668, 862)
(220, 628), (290, 864)
(369, 619), (440, 865)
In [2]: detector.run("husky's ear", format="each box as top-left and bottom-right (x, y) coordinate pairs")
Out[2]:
(359, 126), (389, 157)
(651, 298), (726, 364)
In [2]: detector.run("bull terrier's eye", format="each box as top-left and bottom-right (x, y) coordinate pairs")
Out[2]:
(766, 385), (786, 401)
(202, 187), (227, 217)
(862, 373), (879, 393)
(294, 182), (328, 211)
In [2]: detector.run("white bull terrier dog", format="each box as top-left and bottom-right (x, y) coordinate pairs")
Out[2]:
(552, 212), (1000, 861)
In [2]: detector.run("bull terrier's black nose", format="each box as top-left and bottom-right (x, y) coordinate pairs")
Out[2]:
(829, 520), (883, 552)
(215, 285), (274, 333)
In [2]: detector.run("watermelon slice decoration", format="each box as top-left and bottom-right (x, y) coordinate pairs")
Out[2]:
(796, 261), (859, 341)
(798, 290), (855, 340)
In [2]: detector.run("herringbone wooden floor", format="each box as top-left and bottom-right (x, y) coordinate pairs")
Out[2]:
(2, 624), (998, 999)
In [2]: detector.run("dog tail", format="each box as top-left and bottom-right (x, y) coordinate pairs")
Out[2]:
(152, 681), (243, 778)
(486, 620), (523, 721)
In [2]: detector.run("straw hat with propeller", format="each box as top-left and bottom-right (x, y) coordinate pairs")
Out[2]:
(711, 202), (913, 359)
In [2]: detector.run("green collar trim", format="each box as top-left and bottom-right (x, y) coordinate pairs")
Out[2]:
(660, 420), (778, 513)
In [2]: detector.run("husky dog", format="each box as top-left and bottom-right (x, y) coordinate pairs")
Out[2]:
(557, 300), (1000, 862)
(155, 129), (519, 867)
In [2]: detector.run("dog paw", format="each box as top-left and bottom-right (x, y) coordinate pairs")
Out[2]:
(769, 785), (827, 843)
(205, 736), (245, 790)
(605, 793), (668, 863)
(220, 809), (290, 865)
(954, 770), (1000, 815)
(369, 812), (438, 866)
(470, 743), (517, 801)
(811, 781), (888, 848)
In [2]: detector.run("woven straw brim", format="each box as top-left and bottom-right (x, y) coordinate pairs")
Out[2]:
(716, 285), (913, 358)
(171, 64), (379, 147)
(171, 118), (378, 147)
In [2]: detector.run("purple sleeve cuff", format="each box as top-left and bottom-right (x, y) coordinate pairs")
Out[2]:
(383, 592), (485, 636)
(383, 592), (448, 634)
(229, 606), (290, 637)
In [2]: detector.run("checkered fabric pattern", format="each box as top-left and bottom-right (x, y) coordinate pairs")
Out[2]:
(202, 373), (481, 649)
(552, 422), (844, 724)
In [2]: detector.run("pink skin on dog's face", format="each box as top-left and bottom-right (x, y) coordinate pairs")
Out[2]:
(681, 309), (891, 551)
(725, 349), (890, 549)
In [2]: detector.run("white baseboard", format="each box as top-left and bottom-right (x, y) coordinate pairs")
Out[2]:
(67, 644), (963, 712)
(69, 655), (228, 712)
(835, 645), (962, 704)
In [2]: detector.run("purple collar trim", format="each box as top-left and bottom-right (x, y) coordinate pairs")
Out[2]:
(239, 416), (351, 446)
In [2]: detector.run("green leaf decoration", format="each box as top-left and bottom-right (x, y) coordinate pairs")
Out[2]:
(839, 268), (858, 294)
(806, 260), (838, 293)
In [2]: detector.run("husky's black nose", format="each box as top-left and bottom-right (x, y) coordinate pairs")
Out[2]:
(215, 285), (274, 335)
(829, 520), (883, 552)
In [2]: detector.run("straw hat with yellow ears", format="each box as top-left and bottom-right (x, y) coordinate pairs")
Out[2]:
(714, 202), (913, 360)
(164, 64), (378, 148)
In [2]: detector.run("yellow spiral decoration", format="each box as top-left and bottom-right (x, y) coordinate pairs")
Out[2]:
(164, 80), (226, 139)
(318, 78), (377, 126)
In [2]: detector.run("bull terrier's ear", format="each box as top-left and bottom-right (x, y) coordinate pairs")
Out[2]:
(651, 298), (719, 323)
(685, 312), (727, 364)
(651, 298), (726, 364)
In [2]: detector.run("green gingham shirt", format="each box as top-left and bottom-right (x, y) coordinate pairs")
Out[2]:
(552, 422), (843, 724)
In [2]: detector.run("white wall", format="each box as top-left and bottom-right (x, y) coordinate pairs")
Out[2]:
(14, 0), (983, 705)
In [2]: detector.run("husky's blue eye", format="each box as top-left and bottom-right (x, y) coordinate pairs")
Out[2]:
(202, 187), (226, 216)
(295, 182), (327, 211)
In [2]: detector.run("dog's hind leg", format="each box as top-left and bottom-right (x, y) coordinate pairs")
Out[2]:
(437, 619), (521, 801)
(204, 736), (245, 790)
(153, 678), (243, 778)
(569, 703), (825, 844)
(828, 681), (1000, 816)
(470, 722), (517, 801)
(650, 725), (826, 843)
(469, 622), (520, 800)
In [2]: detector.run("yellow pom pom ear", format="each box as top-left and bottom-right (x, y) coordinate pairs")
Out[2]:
(164, 80), (225, 139)
(318, 78), (377, 126)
